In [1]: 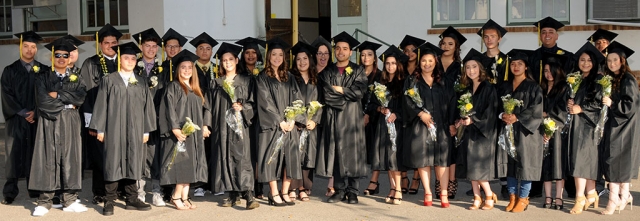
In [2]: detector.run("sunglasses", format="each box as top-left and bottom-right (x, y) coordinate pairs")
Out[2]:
(55, 53), (70, 58)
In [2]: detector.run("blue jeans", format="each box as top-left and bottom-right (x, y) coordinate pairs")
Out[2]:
(507, 177), (532, 198)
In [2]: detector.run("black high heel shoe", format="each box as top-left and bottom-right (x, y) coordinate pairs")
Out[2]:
(363, 181), (380, 195)
(268, 194), (287, 207)
(554, 198), (563, 210)
(408, 178), (421, 195)
(542, 197), (552, 208)
(448, 180), (458, 199)
(401, 177), (409, 194)
(281, 192), (296, 206)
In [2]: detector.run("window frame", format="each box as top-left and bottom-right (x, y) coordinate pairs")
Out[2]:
(24, 0), (68, 35)
(81, 0), (128, 34)
(0, 0), (11, 37)
(432, 0), (491, 28)
(587, 0), (640, 22)
(506, 0), (570, 26)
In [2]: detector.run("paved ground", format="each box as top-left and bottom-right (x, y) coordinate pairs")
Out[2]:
(0, 123), (639, 220)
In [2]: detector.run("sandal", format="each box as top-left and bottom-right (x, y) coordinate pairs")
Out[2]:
(288, 191), (297, 202)
(400, 177), (409, 194)
(325, 187), (335, 197)
(392, 189), (403, 205)
(542, 197), (552, 208)
(554, 198), (563, 210)
(385, 189), (396, 203)
(298, 189), (310, 202)
(408, 178), (420, 195)
(171, 198), (188, 210)
(448, 180), (458, 199)
(182, 197), (196, 209)
(364, 181), (380, 195)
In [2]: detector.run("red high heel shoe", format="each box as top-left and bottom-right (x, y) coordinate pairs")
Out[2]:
(423, 193), (432, 206)
(440, 194), (450, 208)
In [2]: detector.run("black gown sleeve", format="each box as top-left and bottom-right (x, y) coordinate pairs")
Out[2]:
(1, 65), (27, 119)
(256, 74), (283, 130)
(35, 72), (64, 120)
(515, 83), (544, 134)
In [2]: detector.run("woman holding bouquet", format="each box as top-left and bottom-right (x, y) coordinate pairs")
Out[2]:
(540, 53), (568, 210)
(368, 46), (407, 204)
(208, 43), (259, 210)
(455, 49), (499, 210)
(158, 50), (211, 210)
(600, 42), (640, 215)
(255, 37), (304, 206)
(566, 42), (605, 214)
(402, 43), (455, 208)
(498, 49), (543, 213)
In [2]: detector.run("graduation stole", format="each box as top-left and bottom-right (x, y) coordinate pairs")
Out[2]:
(199, 62), (218, 79)
(98, 54), (110, 76)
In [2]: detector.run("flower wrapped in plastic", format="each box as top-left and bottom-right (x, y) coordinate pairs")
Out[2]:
(299, 101), (324, 151)
(562, 72), (583, 134)
(498, 94), (523, 160)
(222, 79), (244, 139)
(405, 85), (437, 143)
(373, 82), (397, 151)
(168, 117), (201, 170)
(455, 92), (475, 147)
(542, 117), (558, 157)
(594, 75), (612, 143)
(268, 100), (306, 164)
(252, 61), (264, 76)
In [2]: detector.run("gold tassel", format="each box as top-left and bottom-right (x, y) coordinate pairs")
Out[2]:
(537, 22), (541, 47)
(161, 41), (165, 61)
(539, 60), (542, 83)
(480, 30), (484, 53)
(51, 46), (54, 71)
(138, 35), (142, 59)
(382, 54), (385, 64)
(117, 46), (121, 72)
(504, 57), (509, 81)
(331, 39), (335, 63)
(170, 59), (173, 81)
(95, 32), (99, 55)
(590, 36), (594, 44)
(356, 49), (360, 65)
(19, 34), (23, 60)
(264, 44), (268, 64)
(289, 50), (293, 69)
(418, 49), (421, 61)
(215, 54), (219, 78)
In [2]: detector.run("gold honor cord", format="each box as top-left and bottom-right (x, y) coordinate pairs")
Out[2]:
(51, 46), (54, 71)
(504, 57), (509, 81)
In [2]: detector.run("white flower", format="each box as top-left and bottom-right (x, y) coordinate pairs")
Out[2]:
(137, 61), (144, 68)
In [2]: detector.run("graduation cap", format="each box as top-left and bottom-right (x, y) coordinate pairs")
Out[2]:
(132, 28), (162, 46)
(414, 42), (444, 59)
(95, 24), (123, 55)
(162, 28), (188, 47)
(44, 38), (76, 71)
(604, 41), (634, 58)
(379, 45), (409, 64)
(112, 42), (142, 72)
(169, 50), (199, 82)
(265, 36), (291, 51)
(574, 42), (605, 64)
(60, 35), (84, 48)
(291, 41), (316, 56)
(534, 17), (564, 46)
(354, 41), (382, 65)
(399, 35), (426, 50)
(332, 31), (360, 49)
(236, 37), (266, 62)
(588, 28), (618, 43)
(463, 48), (491, 68)
(189, 32), (219, 48)
(477, 19), (507, 52)
(504, 49), (535, 80)
(213, 42), (243, 71)
(311, 35), (331, 51)
(439, 26), (467, 45)
(15, 31), (43, 60)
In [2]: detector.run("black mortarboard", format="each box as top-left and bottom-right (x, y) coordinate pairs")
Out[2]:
(414, 42), (444, 57)
(162, 28), (188, 46)
(332, 31), (360, 49)
(542, 51), (569, 66)
(399, 35), (426, 49)
(44, 38), (76, 53)
(14, 31), (43, 43)
(506, 49), (535, 64)
(112, 42), (142, 55)
(97, 23), (123, 41)
(477, 19), (507, 37)
(354, 41), (382, 52)
(574, 42), (605, 64)
(132, 28), (162, 45)
(291, 41), (316, 56)
(588, 28), (618, 43)
(379, 45), (409, 63)
(604, 41), (635, 58)
(61, 35), (84, 47)
(534, 16), (564, 30)
(215, 42), (243, 58)
(171, 50), (199, 66)
(311, 36), (331, 50)
(266, 37), (290, 51)
(189, 32), (219, 48)
(235, 37), (265, 62)
(439, 26), (467, 45)
(463, 48), (492, 68)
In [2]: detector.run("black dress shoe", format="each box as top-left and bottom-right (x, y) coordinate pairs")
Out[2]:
(103, 201), (115, 216)
(500, 185), (509, 200)
(1, 197), (14, 205)
(326, 190), (344, 203)
(125, 199), (152, 211)
(244, 191), (260, 210)
(222, 192), (239, 207)
(346, 192), (358, 204)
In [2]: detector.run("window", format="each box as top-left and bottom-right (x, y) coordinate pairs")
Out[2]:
(589, 0), (640, 22)
(82, 0), (128, 33)
(25, 0), (68, 34)
(0, 0), (11, 36)
(507, 0), (569, 25)
(433, 0), (490, 27)
(338, 0), (361, 17)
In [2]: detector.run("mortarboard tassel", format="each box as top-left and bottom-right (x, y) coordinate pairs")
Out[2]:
(417, 49), (420, 62)
(504, 57), (509, 81)
(138, 35), (142, 59)
(117, 46), (121, 72)
(264, 44), (268, 65)
(290, 50), (293, 69)
(480, 30), (484, 53)
(539, 60), (542, 83)
(161, 41), (165, 62)
(51, 46), (54, 71)
(590, 36), (594, 45)
(215, 54), (219, 78)
(356, 49), (360, 65)
(169, 59), (173, 81)
(19, 34), (23, 60)
(331, 39), (335, 63)
(537, 22), (541, 47)
(95, 32), (99, 55)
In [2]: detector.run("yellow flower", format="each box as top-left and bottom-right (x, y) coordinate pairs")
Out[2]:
(497, 57), (503, 65)
(548, 120), (556, 128)
(158, 66), (163, 73)
(252, 68), (260, 75)
(556, 50), (564, 55)
(376, 91), (385, 98)
(465, 103), (473, 111)
(69, 74), (78, 82)
(567, 77), (575, 84)
(32, 65), (40, 73)
(345, 66), (353, 75)
(407, 88), (416, 96)
(128, 76), (138, 85)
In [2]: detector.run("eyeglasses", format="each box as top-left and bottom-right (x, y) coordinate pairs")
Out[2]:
(316, 52), (330, 57)
(166, 45), (181, 50)
(55, 53), (70, 58)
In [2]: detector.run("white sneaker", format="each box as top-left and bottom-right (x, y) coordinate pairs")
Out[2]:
(152, 193), (165, 207)
(32, 206), (49, 217)
(52, 203), (63, 209)
(138, 194), (146, 203)
(194, 188), (205, 197)
(214, 191), (225, 196)
(62, 202), (88, 213)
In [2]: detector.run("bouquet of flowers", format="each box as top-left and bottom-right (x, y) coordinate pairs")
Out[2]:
(455, 92), (475, 147)
(453, 79), (467, 94)
(268, 100), (306, 164)
(594, 75), (612, 143)
(374, 82), (397, 151)
(542, 117), (558, 157)
(222, 79), (244, 139)
(562, 72), (583, 134)
(252, 61), (264, 76)
(299, 101), (323, 151)
(405, 84), (437, 143)
(498, 94), (524, 160)
(168, 117), (201, 170)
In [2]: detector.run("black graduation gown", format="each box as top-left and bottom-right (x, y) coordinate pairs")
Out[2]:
(455, 81), (498, 180)
(602, 73), (640, 182)
(29, 70), (86, 191)
(158, 81), (209, 185)
(440, 60), (463, 89)
(256, 72), (305, 182)
(402, 76), (456, 168)
(89, 72), (157, 182)
(315, 63), (368, 178)
(1, 60), (46, 179)
(530, 46), (574, 84)
(566, 74), (602, 180)
(541, 84), (568, 181)
(496, 78), (544, 181)
(484, 52), (508, 85)
(364, 69), (382, 165)
(209, 74), (255, 192)
(195, 62), (218, 94)
(296, 77), (322, 169)
(368, 78), (405, 171)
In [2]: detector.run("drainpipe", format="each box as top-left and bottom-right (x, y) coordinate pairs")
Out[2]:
(292, 0), (298, 44)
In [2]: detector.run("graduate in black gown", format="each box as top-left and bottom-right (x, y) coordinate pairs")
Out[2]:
(369, 46), (407, 205)
(289, 41), (322, 202)
(158, 50), (210, 210)
(1, 31), (45, 204)
(498, 49), (543, 213)
(566, 42), (605, 215)
(255, 37), (304, 206)
(89, 42), (156, 216)
(600, 42), (640, 215)
(78, 24), (122, 204)
(30, 40), (88, 216)
(208, 43), (258, 209)
(317, 32), (368, 204)
(402, 44), (455, 208)
(540, 52), (569, 210)
(478, 19), (509, 85)
(455, 49), (499, 210)
(529, 17), (575, 85)
(311, 36), (332, 74)
(588, 29), (618, 74)
(236, 37), (266, 76)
